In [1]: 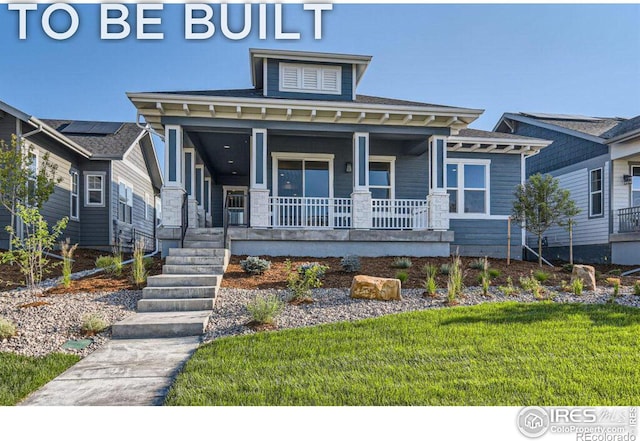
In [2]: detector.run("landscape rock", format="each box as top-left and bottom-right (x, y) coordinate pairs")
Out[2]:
(350, 275), (402, 301)
(571, 265), (597, 291)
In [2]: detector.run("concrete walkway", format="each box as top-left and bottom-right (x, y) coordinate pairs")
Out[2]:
(21, 337), (200, 406)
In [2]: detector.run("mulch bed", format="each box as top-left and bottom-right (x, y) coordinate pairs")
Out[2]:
(221, 255), (639, 290)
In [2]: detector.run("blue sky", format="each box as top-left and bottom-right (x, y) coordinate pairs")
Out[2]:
(1, 3), (638, 139)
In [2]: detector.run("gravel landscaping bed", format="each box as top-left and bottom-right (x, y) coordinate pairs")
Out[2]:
(0, 289), (141, 357)
(204, 286), (640, 342)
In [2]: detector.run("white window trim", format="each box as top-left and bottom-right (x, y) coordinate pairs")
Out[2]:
(369, 155), (396, 199)
(183, 148), (196, 199)
(70, 170), (79, 221)
(84, 172), (105, 207)
(118, 178), (134, 224)
(630, 165), (640, 206)
(446, 158), (491, 218)
(271, 152), (335, 198)
(279, 62), (342, 95)
(204, 177), (212, 215)
(589, 168), (604, 218)
(195, 164), (204, 208)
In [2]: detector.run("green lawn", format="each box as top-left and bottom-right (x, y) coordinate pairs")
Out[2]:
(0, 352), (80, 405)
(166, 302), (640, 406)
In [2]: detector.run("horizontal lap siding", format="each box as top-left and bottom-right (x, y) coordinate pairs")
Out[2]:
(372, 142), (428, 200)
(451, 219), (521, 246)
(266, 59), (353, 101)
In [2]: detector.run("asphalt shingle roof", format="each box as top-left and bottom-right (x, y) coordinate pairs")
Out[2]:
(601, 115), (640, 140)
(41, 119), (143, 158)
(152, 88), (460, 109)
(519, 113), (625, 137)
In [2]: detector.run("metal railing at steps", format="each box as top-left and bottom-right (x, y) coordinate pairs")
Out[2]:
(181, 192), (188, 248)
(618, 206), (640, 233)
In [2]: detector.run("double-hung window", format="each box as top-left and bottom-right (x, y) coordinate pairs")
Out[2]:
(118, 180), (133, 224)
(369, 156), (395, 199)
(70, 170), (79, 220)
(446, 160), (490, 215)
(85, 173), (104, 206)
(589, 168), (603, 217)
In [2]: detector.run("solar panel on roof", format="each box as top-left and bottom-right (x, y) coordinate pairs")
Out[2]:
(523, 113), (604, 122)
(61, 121), (123, 135)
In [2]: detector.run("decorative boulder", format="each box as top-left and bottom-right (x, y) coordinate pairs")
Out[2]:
(350, 275), (402, 301)
(571, 265), (596, 291)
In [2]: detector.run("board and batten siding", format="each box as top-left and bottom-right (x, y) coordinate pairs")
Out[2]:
(526, 164), (610, 248)
(111, 141), (156, 249)
(266, 59), (354, 102)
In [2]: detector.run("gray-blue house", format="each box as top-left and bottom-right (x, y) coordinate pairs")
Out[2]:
(495, 112), (640, 265)
(0, 99), (163, 252)
(128, 49), (550, 259)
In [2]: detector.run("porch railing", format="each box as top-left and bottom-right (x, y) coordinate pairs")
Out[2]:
(371, 199), (429, 230)
(618, 206), (640, 233)
(270, 197), (352, 228)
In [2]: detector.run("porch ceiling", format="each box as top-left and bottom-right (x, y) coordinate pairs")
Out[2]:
(187, 131), (250, 178)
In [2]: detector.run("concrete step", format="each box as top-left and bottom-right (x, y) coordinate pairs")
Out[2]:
(137, 298), (214, 313)
(186, 228), (223, 236)
(168, 248), (228, 257)
(147, 274), (220, 287)
(112, 311), (211, 339)
(163, 264), (224, 275)
(183, 240), (224, 249)
(165, 256), (226, 266)
(142, 286), (217, 300)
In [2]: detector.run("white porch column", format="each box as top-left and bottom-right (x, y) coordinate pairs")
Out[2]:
(183, 148), (199, 228)
(351, 132), (372, 229)
(204, 176), (212, 227)
(427, 135), (450, 231)
(250, 128), (269, 228)
(160, 125), (185, 228)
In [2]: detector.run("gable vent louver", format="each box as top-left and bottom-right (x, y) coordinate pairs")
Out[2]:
(321, 69), (339, 92)
(282, 66), (300, 89)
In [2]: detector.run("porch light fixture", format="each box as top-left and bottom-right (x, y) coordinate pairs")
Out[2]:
(228, 160), (234, 164)
(345, 162), (353, 173)
(623, 175), (632, 185)
(224, 145), (231, 149)
(232, 171), (237, 175)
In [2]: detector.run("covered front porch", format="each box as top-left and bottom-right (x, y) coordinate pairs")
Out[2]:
(610, 148), (640, 264)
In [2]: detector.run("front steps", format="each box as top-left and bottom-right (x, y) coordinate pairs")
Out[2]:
(112, 228), (229, 339)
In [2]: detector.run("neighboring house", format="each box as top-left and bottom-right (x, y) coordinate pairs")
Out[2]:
(495, 112), (640, 265)
(0, 99), (163, 252)
(128, 48), (549, 258)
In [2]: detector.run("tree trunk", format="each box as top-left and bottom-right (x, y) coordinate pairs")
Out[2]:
(538, 234), (543, 267)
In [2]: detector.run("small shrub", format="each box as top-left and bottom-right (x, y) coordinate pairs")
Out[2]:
(240, 256), (271, 275)
(340, 255), (361, 273)
(298, 262), (328, 280)
(395, 270), (409, 283)
(286, 260), (327, 303)
(440, 263), (451, 275)
(607, 278), (621, 297)
(447, 255), (464, 304)
(95, 255), (122, 277)
(469, 258), (486, 270)
(480, 273), (491, 296)
(562, 263), (574, 273)
(246, 294), (284, 325)
(81, 314), (108, 336)
(498, 276), (518, 296)
(391, 257), (412, 269)
(0, 318), (17, 340)
(533, 270), (551, 283)
(488, 268), (501, 279)
(608, 269), (622, 276)
(60, 238), (78, 289)
(634, 281), (640, 296)
(559, 280), (572, 293)
(131, 239), (148, 286)
(520, 276), (545, 299)
(423, 264), (438, 297)
(572, 278), (584, 296)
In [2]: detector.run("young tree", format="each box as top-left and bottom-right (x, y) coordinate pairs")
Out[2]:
(0, 134), (61, 247)
(512, 173), (580, 267)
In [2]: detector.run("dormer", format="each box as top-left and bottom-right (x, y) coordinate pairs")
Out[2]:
(250, 48), (372, 101)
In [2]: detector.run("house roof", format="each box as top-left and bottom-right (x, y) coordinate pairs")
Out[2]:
(601, 115), (640, 141)
(448, 128), (551, 156)
(456, 128), (544, 142)
(150, 88), (461, 110)
(40, 119), (144, 159)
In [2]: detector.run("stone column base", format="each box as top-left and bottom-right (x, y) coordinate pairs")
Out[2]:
(160, 186), (186, 228)
(250, 188), (270, 228)
(351, 191), (372, 229)
(428, 192), (450, 231)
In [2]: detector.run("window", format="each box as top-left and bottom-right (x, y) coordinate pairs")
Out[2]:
(589, 168), (603, 217)
(118, 180), (133, 224)
(279, 63), (342, 95)
(446, 160), (490, 215)
(144, 192), (150, 220)
(70, 170), (79, 220)
(632, 166), (640, 207)
(85, 174), (104, 206)
(369, 156), (395, 199)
